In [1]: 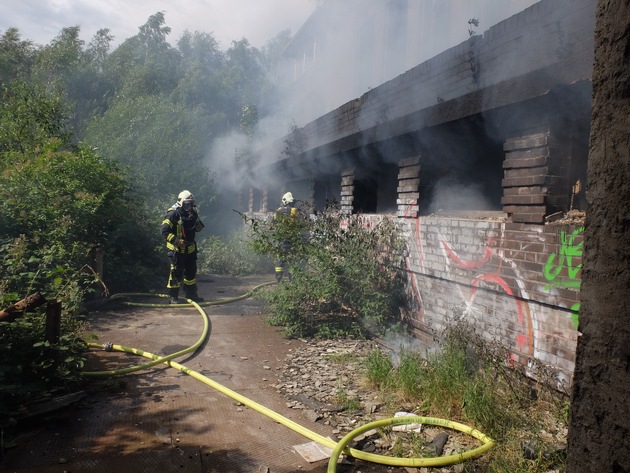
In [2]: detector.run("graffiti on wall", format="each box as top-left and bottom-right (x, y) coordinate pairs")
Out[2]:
(402, 203), (580, 385)
(439, 233), (535, 357)
(543, 226), (583, 328)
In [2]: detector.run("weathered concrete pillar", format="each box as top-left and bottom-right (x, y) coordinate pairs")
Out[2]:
(247, 188), (254, 213)
(397, 156), (420, 218)
(308, 179), (315, 206)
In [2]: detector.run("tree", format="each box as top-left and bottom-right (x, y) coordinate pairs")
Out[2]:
(85, 28), (114, 73)
(30, 26), (85, 89)
(566, 1), (630, 471)
(0, 27), (34, 87)
(83, 94), (215, 210)
(105, 12), (181, 97)
(219, 39), (267, 126)
(0, 81), (70, 155)
(0, 80), (160, 296)
(172, 31), (226, 112)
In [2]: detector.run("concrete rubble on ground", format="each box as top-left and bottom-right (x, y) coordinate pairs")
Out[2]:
(272, 338), (566, 473)
(271, 338), (473, 472)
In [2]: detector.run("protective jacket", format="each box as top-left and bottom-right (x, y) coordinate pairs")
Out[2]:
(161, 204), (204, 254)
(273, 201), (299, 282)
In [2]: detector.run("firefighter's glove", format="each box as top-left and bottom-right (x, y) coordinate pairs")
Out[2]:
(175, 239), (187, 248)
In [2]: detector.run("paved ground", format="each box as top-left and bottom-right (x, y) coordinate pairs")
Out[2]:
(0, 274), (364, 473)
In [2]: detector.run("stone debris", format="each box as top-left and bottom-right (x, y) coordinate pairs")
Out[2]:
(273, 339), (478, 471)
(274, 338), (566, 472)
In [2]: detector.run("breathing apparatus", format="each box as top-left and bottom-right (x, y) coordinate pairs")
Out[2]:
(177, 190), (196, 213)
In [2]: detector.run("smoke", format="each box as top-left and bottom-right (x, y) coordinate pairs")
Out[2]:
(206, 0), (558, 223)
(271, 0), (540, 127)
(430, 179), (494, 214)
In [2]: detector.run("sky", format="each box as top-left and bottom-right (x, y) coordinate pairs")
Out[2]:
(0, 0), (318, 50)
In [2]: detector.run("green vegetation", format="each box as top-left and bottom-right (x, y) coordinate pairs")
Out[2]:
(362, 324), (569, 472)
(197, 230), (273, 276)
(0, 13), (289, 433)
(244, 201), (406, 338)
(335, 383), (362, 414)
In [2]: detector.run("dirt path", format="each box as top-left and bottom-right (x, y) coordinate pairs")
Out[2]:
(1, 275), (347, 473)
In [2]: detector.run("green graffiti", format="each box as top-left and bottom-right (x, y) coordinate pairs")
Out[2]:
(570, 303), (580, 329)
(544, 226), (584, 289)
(543, 227), (583, 327)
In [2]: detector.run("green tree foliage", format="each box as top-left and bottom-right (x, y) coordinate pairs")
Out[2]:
(173, 31), (226, 112)
(220, 39), (266, 121)
(0, 143), (159, 300)
(0, 28), (34, 87)
(30, 26), (85, 89)
(0, 82), (160, 417)
(0, 81), (70, 154)
(245, 202), (406, 338)
(104, 12), (181, 98)
(83, 94), (214, 209)
(0, 81), (160, 301)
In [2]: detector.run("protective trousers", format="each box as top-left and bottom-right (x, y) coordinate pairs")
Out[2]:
(167, 250), (199, 299)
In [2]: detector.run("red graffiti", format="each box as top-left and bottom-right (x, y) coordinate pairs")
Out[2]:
(441, 238), (493, 269)
(469, 274), (532, 352)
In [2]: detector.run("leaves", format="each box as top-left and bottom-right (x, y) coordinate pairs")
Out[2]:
(247, 202), (406, 338)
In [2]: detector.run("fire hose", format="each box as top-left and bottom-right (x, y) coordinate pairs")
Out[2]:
(83, 284), (494, 471)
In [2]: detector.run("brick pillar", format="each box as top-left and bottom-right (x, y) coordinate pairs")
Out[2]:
(261, 187), (268, 213)
(248, 188), (254, 213)
(340, 169), (354, 214)
(397, 156), (420, 218)
(502, 129), (568, 223)
(308, 179), (315, 206)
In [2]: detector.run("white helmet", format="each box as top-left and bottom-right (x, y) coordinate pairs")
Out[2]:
(281, 192), (294, 206)
(178, 190), (195, 210)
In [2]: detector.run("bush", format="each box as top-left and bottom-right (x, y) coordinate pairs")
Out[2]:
(0, 312), (88, 419)
(246, 201), (406, 338)
(197, 230), (273, 276)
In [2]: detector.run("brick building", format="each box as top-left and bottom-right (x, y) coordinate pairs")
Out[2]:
(245, 0), (596, 391)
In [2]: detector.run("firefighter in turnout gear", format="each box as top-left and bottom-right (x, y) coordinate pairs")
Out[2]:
(273, 192), (299, 282)
(161, 190), (205, 303)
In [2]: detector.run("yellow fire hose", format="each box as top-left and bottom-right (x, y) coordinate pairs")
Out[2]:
(83, 284), (494, 471)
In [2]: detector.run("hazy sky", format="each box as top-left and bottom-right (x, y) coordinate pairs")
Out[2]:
(0, 0), (317, 49)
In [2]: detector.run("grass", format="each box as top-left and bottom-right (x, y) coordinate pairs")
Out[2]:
(335, 383), (362, 413)
(359, 323), (569, 472)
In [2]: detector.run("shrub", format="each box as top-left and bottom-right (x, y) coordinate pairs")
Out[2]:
(0, 311), (88, 420)
(197, 230), (273, 276)
(246, 201), (406, 338)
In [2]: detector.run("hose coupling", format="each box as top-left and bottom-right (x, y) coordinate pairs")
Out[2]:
(103, 342), (114, 352)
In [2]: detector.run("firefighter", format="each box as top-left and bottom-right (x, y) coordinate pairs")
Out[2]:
(273, 192), (299, 282)
(161, 190), (205, 303)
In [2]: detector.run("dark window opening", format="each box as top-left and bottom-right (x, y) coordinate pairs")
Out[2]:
(350, 145), (400, 214)
(375, 162), (399, 213)
(353, 178), (377, 214)
(418, 116), (505, 215)
(314, 176), (341, 210)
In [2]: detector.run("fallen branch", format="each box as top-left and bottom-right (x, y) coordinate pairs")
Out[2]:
(0, 293), (47, 322)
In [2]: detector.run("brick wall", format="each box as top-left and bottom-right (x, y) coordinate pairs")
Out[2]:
(502, 129), (570, 223)
(257, 0), (596, 163)
(249, 0), (593, 390)
(399, 215), (582, 390)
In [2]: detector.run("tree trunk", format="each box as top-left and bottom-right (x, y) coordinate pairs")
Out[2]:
(0, 292), (47, 322)
(566, 1), (630, 471)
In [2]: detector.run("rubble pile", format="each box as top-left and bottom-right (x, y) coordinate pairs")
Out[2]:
(272, 339), (481, 472)
(271, 338), (566, 473)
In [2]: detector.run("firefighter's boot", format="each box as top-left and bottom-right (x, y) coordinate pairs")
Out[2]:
(169, 288), (184, 304)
